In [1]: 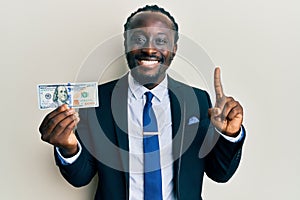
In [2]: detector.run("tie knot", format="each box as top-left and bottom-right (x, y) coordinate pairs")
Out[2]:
(145, 92), (154, 104)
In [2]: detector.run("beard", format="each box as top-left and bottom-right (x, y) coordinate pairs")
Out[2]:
(130, 65), (167, 86)
(126, 52), (169, 87)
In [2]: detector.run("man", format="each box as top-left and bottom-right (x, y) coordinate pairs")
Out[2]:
(39, 5), (245, 200)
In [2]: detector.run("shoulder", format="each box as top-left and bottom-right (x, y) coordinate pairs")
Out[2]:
(98, 79), (119, 92)
(168, 76), (211, 102)
(98, 74), (128, 94)
(168, 77), (212, 120)
(96, 74), (128, 108)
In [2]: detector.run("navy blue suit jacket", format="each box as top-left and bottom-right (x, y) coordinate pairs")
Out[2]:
(55, 74), (245, 200)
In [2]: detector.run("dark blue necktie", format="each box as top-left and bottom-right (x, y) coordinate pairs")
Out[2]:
(143, 92), (163, 200)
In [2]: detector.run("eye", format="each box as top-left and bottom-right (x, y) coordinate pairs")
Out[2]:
(155, 38), (168, 45)
(131, 35), (147, 45)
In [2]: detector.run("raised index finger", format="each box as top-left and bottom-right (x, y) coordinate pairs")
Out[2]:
(214, 67), (224, 99)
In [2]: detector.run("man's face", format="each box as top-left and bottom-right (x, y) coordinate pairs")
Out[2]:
(125, 12), (177, 86)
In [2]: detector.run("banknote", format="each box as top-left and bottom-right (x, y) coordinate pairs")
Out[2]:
(37, 82), (99, 110)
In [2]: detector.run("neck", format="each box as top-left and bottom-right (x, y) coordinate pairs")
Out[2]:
(131, 73), (166, 90)
(143, 83), (158, 90)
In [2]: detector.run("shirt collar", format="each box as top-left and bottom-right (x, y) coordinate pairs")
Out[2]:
(128, 72), (168, 102)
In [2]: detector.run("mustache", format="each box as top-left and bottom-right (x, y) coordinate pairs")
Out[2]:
(133, 54), (165, 63)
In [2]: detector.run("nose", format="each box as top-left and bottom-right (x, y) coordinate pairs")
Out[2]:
(141, 41), (158, 55)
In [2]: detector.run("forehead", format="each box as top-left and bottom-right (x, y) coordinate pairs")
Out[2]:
(128, 11), (174, 30)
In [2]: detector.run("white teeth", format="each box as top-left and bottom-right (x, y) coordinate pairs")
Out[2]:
(140, 60), (159, 65)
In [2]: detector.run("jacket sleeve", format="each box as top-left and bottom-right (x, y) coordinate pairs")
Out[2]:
(202, 91), (246, 183)
(54, 108), (98, 187)
(204, 126), (245, 182)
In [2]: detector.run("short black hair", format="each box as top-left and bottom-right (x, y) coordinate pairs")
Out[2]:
(124, 5), (179, 43)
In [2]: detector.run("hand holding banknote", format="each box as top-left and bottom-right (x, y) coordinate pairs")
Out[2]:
(39, 104), (80, 157)
(38, 82), (98, 157)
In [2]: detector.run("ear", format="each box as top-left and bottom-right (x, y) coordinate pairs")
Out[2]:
(172, 43), (177, 58)
(173, 43), (177, 54)
(123, 32), (129, 53)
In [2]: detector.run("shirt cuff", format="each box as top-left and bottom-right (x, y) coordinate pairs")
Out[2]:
(216, 126), (245, 143)
(55, 141), (82, 165)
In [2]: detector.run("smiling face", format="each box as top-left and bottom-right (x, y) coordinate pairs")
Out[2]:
(125, 11), (177, 88)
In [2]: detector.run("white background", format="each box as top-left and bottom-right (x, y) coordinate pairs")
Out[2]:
(1, 0), (299, 199)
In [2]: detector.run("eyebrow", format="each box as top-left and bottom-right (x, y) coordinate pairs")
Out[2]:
(130, 31), (169, 37)
(156, 33), (168, 36)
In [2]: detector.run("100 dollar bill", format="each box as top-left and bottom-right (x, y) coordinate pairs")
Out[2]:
(37, 82), (98, 110)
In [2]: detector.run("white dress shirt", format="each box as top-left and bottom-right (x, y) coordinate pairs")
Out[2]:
(127, 73), (175, 200)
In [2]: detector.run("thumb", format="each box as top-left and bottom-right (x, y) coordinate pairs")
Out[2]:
(208, 108), (214, 118)
(208, 107), (222, 121)
(208, 108), (220, 118)
(209, 107), (221, 116)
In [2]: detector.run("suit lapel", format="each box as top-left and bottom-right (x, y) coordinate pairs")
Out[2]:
(168, 77), (202, 199)
(168, 77), (186, 198)
(111, 75), (129, 152)
(111, 74), (130, 198)
(168, 81), (183, 143)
